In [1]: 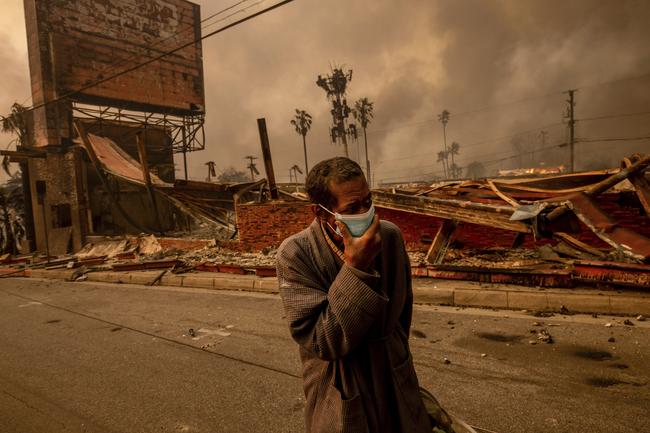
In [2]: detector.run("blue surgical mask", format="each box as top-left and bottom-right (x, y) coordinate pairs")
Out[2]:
(319, 204), (376, 237)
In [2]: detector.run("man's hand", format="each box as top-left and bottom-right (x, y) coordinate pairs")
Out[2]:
(337, 215), (382, 271)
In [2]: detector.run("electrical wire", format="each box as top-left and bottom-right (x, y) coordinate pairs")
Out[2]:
(367, 97), (562, 135)
(575, 70), (650, 91)
(379, 142), (567, 182)
(577, 109), (650, 122)
(368, 70), (650, 137)
(375, 122), (564, 165)
(10, 0), (256, 112)
(378, 144), (537, 176)
(4, 0), (295, 119)
(576, 135), (650, 143)
(79, 0), (256, 82)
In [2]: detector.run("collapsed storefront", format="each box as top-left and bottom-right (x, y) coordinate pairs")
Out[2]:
(2, 1), (648, 292)
(4, 0), (214, 255)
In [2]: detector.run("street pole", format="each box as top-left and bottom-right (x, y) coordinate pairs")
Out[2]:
(136, 132), (164, 236)
(537, 130), (547, 168)
(245, 156), (257, 181)
(35, 181), (50, 262)
(565, 89), (576, 173)
(442, 123), (448, 178)
(257, 118), (279, 200)
(363, 128), (371, 187)
(181, 126), (188, 180)
(302, 134), (309, 175)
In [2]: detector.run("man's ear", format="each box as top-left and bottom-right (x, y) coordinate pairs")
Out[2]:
(311, 204), (324, 219)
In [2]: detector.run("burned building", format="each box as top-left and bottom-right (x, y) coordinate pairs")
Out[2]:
(13, 0), (206, 254)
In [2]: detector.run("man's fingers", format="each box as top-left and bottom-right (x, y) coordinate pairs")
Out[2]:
(361, 215), (381, 240)
(335, 221), (351, 240)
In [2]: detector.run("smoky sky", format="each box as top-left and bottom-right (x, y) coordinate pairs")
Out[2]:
(1, 0), (650, 183)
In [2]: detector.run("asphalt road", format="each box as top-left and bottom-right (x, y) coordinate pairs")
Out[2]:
(0, 278), (648, 433)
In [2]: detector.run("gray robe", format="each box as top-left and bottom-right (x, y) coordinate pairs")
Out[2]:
(277, 219), (431, 433)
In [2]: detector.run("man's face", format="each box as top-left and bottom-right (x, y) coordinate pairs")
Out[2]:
(317, 176), (372, 229)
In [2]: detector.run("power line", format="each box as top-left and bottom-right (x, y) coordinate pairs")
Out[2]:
(12, 0), (256, 110)
(375, 122), (564, 165)
(379, 141), (554, 177)
(201, 0), (268, 30)
(7, 0), (295, 119)
(577, 109), (650, 122)
(379, 142), (567, 182)
(576, 135), (650, 143)
(575, 70), (650, 91)
(369, 70), (650, 137)
(88, 0), (256, 81)
(367, 97), (562, 135)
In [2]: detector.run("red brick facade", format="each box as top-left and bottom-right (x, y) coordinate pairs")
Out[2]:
(235, 202), (314, 251)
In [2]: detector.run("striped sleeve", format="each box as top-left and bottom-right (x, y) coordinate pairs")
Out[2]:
(277, 237), (388, 360)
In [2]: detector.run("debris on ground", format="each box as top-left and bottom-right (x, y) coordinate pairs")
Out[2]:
(637, 315), (646, 322)
(411, 329), (427, 338)
(623, 319), (635, 326)
(537, 329), (553, 343)
(530, 311), (555, 318)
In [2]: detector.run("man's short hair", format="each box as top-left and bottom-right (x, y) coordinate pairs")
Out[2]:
(306, 157), (365, 208)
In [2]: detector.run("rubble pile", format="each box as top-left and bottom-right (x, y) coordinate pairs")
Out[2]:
(0, 153), (647, 290)
(378, 153), (650, 288)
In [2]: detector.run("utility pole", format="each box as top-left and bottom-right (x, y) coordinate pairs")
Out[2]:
(136, 131), (164, 236)
(537, 130), (547, 167)
(205, 161), (216, 182)
(438, 109), (450, 178)
(564, 89), (576, 173)
(257, 118), (279, 200)
(181, 123), (188, 180)
(245, 155), (259, 181)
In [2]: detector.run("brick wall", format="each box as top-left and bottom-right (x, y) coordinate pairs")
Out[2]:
(233, 193), (649, 253)
(236, 202), (314, 251)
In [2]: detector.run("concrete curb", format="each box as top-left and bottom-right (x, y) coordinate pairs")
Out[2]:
(20, 269), (650, 316)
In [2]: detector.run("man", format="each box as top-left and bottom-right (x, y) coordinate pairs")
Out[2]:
(277, 157), (431, 433)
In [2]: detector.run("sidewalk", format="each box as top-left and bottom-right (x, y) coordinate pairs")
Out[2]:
(20, 268), (650, 316)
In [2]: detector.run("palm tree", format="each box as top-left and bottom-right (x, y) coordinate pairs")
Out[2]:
(466, 161), (486, 179)
(1, 103), (28, 144)
(1, 103), (28, 176)
(352, 98), (374, 186)
(450, 142), (460, 178)
(437, 151), (448, 179)
(290, 109), (313, 175)
(290, 164), (303, 186)
(0, 175), (26, 255)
